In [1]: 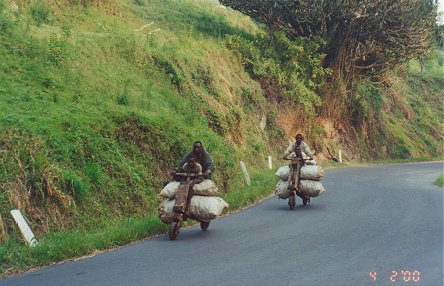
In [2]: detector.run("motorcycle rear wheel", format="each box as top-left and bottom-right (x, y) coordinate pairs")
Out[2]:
(200, 221), (210, 231)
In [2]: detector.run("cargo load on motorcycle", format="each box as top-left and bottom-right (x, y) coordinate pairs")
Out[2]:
(157, 178), (228, 224)
(277, 134), (326, 209)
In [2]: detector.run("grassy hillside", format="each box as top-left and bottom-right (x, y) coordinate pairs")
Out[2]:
(322, 60), (444, 162)
(0, 0), (442, 277)
(0, 0), (284, 275)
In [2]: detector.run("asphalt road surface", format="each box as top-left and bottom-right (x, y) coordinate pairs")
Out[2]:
(1, 162), (443, 286)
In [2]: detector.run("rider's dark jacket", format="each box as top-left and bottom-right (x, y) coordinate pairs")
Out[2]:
(177, 150), (215, 173)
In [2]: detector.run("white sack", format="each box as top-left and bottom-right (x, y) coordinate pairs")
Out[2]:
(159, 181), (180, 199)
(276, 179), (326, 198)
(300, 180), (326, 197)
(300, 165), (324, 181)
(275, 180), (291, 199)
(275, 166), (290, 181)
(157, 199), (176, 224)
(276, 164), (323, 181)
(192, 179), (219, 196)
(189, 196), (229, 221)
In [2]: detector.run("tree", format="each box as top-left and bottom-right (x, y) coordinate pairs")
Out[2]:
(219, 0), (438, 84)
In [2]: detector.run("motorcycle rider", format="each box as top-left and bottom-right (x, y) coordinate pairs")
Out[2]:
(289, 145), (311, 202)
(175, 157), (204, 183)
(283, 133), (313, 161)
(284, 135), (313, 204)
(176, 141), (215, 179)
(181, 157), (202, 175)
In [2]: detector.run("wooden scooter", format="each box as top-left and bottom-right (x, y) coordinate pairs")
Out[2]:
(168, 172), (210, 240)
(283, 157), (311, 210)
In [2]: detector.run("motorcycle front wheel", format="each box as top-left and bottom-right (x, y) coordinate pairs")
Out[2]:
(169, 221), (181, 240)
(288, 195), (295, 210)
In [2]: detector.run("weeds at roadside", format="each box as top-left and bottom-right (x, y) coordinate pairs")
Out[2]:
(435, 173), (444, 187)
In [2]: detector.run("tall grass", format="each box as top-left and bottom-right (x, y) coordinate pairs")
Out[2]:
(435, 173), (444, 187)
(0, 169), (278, 277)
(0, 0), (276, 276)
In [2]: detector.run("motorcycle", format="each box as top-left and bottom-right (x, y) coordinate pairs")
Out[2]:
(167, 171), (211, 240)
(283, 156), (312, 210)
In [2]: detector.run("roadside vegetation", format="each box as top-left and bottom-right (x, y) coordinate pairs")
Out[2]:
(0, 0), (442, 277)
(1, 169), (277, 276)
(435, 174), (444, 187)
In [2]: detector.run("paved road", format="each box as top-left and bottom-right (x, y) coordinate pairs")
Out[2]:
(1, 162), (443, 286)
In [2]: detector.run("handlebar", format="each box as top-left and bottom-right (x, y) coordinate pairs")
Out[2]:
(282, 157), (312, 161)
(282, 157), (314, 166)
(170, 172), (208, 177)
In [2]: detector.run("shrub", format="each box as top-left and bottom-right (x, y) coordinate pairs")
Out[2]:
(30, 1), (51, 27)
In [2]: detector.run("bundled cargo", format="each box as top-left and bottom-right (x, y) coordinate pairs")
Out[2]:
(189, 195), (229, 221)
(300, 165), (324, 181)
(275, 180), (290, 199)
(157, 177), (228, 226)
(192, 179), (219, 196)
(157, 196), (228, 223)
(275, 166), (290, 181)
(275, 165), (324, 181)
(300, 180), (326, 197)
(275, 179), (326, 199)
(157, 199), (176, 224)
(159, 181), (180, 200)
(159, 179), (219, 200)
(274, 162), (327, 200)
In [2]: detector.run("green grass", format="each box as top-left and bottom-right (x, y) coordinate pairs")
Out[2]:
(0, 0), (268, 275)
(0, 169), (278, 277)
(0, 215), (167, 274)
(435, 173), (444, 187)
(223, 169), (277, 210)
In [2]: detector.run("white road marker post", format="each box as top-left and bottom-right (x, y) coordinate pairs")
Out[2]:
(10, 209), (38, 247)
(240, 161), (251, 186)
(268, 156), (272, 169)
(339, 150), (342, 163)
